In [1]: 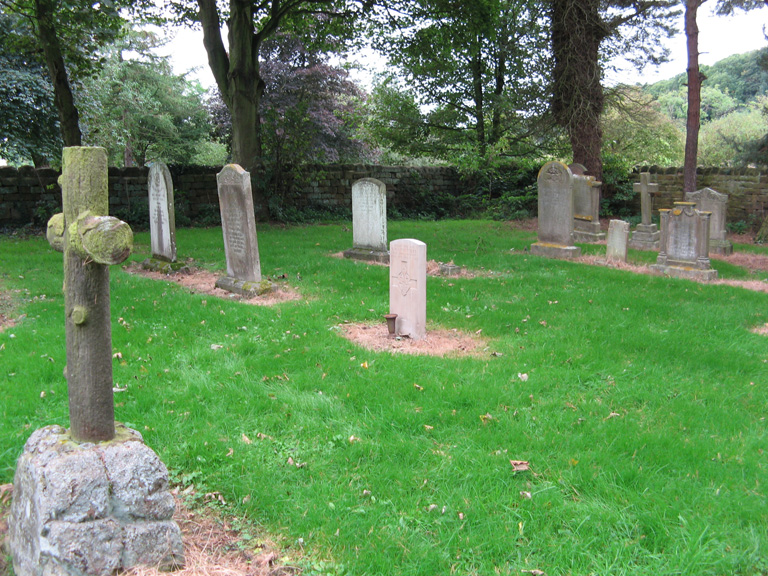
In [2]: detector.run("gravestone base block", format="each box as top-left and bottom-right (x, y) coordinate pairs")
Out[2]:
(215, 275), (274, 297)
(573, 220), (605, 243)
(709, 239), (733, 256)
(650, 263), (718, 282)
(342, 248), (390, 265)
(141, 258), (191, 275)
(9, 424), (184, 576)
(530, 242), (581, 259)
(438, 263), (465, 277)
(629, 224), (661, 251)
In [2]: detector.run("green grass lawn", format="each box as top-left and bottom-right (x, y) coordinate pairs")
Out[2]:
(2, 220), (767, 576)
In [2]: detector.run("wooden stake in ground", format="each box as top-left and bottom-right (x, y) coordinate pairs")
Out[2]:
(46, 147), (133, 443)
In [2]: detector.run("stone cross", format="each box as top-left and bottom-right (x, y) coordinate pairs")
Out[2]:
(46, 147), (133, 443)
(633, 172), (659, 227)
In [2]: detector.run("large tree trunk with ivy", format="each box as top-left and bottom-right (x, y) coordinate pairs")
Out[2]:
(34, 0), (82, 146)
(551, 0), (606, 182)
(683, 0), (703, 193)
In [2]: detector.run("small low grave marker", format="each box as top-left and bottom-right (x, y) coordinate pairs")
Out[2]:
(215, 164), (272, 297)
(530, 161), (581, 259)
(629, 173), (661, 250)
(685, 187), (733, 255)
(10, 147), (183, 576)
(142, 161), (185, 273)
(570, 163), (605, 243)
(389, 238), (427, 340)
(344, 178), (389, 264)
(606, 219), (630, 263)
(650, 201), (718, 281)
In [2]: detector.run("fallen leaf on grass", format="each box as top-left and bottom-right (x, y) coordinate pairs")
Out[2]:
(480, 413), (493, 424)
(226, 447), (234, 457)
(241, 433), (252, 444)
(522, 570), (546, 576)
(518, 373), (529, 382)
(510, 460), (530, 472)
(604, 412), (621, 420)
(413, 383), (424, 391)
(520, 491), (532, 500)
(210, 344), (224, 350)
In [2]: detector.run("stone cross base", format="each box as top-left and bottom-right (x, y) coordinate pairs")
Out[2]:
(709, 239), (733, 256)
(629, 224), (661, 251)
(650, 263), (718, 282)
(9, 424), (184, 576)
(216, 276), (274, 297)
(438, 263), (464, 277)
(530, 242), (581, 260)
(342, 248), (390, 264)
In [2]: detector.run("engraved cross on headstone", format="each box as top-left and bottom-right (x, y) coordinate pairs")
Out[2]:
(633, 173), (659, 227)
(46, 147), (133, 443)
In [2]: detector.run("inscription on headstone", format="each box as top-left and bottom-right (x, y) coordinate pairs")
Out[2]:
(344, 178), (389, 263)
(530, 161), (581, 259)
(215, 164), (271, 297)
(571, 165), (604, 243)
(147, 162), (176, 263)
(651, 202), (717, 281)
(629, 173), (660, 251)
(389, 239), (427, 340)
(685, 187), (733, 255)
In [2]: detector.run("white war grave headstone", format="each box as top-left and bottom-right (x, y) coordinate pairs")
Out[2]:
(343, 177), (389, 264)
(530, 161), (581, 259)
(650, 202), (718, 281)
(569, 163), (605, 243)
(629, 172), (660, 250)
(684, 187), (733, 255)
(215, 164), (272, 297)
(606, 219), (630, 263)
(10, 147), (183, 576)
(389, 238), (427, 340)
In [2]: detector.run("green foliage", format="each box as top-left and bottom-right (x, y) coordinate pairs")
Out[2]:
(599, 153), (637, 218)
(698, 100), (768, 166)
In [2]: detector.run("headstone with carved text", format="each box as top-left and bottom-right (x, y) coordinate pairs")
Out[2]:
(629, 173), (660, 251)
(343, 178), (389, 264)
(215, 164), (271, 297)
(650, 202), (717, 281)
(530, 161), (581, 259)
(570, 164), (604, 243)
(685, 187), (733, 255)
(389, 238), (427, 340)
(148, 162), (176, 262)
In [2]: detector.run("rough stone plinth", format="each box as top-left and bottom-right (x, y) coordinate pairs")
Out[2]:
(9, 424), (184, 576)
(629, 223), (660, 251)
(214, 275), (274, 297)
(342, 247), (390, 264)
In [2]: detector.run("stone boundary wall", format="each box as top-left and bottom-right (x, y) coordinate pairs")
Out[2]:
(0, 164), (462, 227)
(633, 166), (768, 224)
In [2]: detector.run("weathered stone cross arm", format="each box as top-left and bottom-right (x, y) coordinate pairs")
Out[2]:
(45, 147), (133, 443)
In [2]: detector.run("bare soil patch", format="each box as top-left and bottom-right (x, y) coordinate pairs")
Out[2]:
(339, 322), (490, 357)
(750, 323), (768, 335)
(123, 262), (302, 306)
(0, 289), (18, 333)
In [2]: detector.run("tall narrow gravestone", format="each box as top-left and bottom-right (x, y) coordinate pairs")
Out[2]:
(148, 162), (176, 262)
(215, 164), (271, 297)
(343, 178), (389, 264)
(570, 164), (604, 243)
(530, 161), (581, 259)
(10, 147), (184, 576)
(606, 219), (630, 263)
(629, 173), (660, 250)
(389, 239), (427, 340)
(685, 187), (733, 255)
(650, 202), (718, 281)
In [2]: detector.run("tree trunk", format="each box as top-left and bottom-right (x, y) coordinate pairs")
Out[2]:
(551, 0), (605, 182)
(198, 0), (269, 218)
(683, 0), (703, 193)
(34, 0), (81, 147)
(756, 213), (768, 243)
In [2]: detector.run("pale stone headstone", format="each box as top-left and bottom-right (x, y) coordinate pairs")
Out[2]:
(12, 147), (183, 576)
(530, 161), (581, 259)
(650, 202), (718, 281)
(606, 219), (630, 262)
(685, 187), (733, 255)
(570, 164), (605, 243)
(148, 162), (176, 263)
(629, 172), (660, 251)
(389, 238), (427, 340)
(343, 178), (389, 264)
(215, 164), (271, 297)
